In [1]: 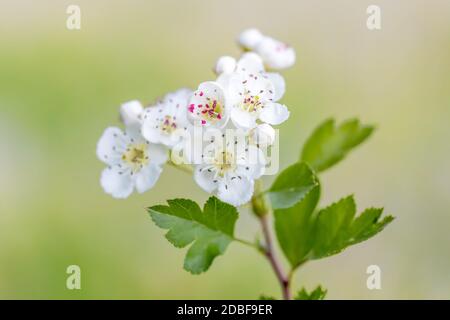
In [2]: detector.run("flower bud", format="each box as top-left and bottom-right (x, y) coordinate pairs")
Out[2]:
(214, 56), (236, 75)
(238, 28), (264, 50)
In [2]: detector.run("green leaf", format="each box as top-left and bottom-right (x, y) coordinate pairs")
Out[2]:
(274, 185), (320, 268)
(348, 208), (395, 246)
(311, 196), (394, 259)
(301, 118), (374, 172)
(312, 196), (357, 258)
(295, 286), (327, 300)
(268, 162), (319, 209)
(148, 196), (238, 274)
(275, 191), (394, 266)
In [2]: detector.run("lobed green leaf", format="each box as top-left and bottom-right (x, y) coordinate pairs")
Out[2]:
(148, 197), (238, 274)
(275, 194), (394, 268)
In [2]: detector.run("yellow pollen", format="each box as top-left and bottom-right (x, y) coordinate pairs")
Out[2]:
(161, 115), (177, 134)
(242, 94), (262, 113)
(122, 143), (149, 171)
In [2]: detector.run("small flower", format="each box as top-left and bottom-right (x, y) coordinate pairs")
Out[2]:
(96, 126), (168, 198)
(194, 141), (265, 206)
(188, 81), (229, 128)
(217, 52), (286, 102)
(237, 28), (296, 70)
(141, 88), (192, 147)
(120, 100), (144, 127)
(217, 53), (289, 130)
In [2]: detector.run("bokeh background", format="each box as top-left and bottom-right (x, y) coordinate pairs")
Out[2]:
(0, 0), (449, 299)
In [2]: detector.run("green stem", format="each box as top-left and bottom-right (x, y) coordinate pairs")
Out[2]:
(234, 237), (258, 249)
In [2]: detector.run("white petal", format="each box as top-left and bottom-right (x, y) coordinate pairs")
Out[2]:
(100, 166), (134, 199)
(243, 73), (275, 102)
(194, 166), (218, 193)
(251, 123), (276, 147)
(141, 116), (161, 144)
(125, 125), (145, 142)
(236, 145), (266, 179)
(237, 28), (264, 50)
(96, 127), (125, 164)
(256, 37), (296, 70)
(141, 108), (169, 145)
(163, 88), (192, 116)
(236, 52), (265, 75)
(231, 108), (257, 129)
(135, 164), (162, 193)
(214, 56), (237, 75)
(147, 143), (168, 165)
(265, 73), (285, 101)
(259, 103), (290, 125)
(217, 176), (254, 206)
(164, 88), (192, 104)
(217, 73), (245, 106)
(120, 100), (144, 127)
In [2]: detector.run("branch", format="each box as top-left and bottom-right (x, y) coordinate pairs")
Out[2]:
(259, 214), (291, 300)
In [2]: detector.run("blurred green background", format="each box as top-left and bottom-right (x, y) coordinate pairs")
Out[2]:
(0, 0), (449, 299)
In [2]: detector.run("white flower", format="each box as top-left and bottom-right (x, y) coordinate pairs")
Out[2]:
(188, 81), (229, 128)
(141, 88), (192, 147)
(217, 53), (289, 130)
(194, 141), (266, 206)
(120, 100), (144, 127)
(237, 28), (296, 70)
(97, 127), (168, 198)
(216, 53), (286, 102)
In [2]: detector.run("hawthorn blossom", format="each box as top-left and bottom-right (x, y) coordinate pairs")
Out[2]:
(194, 140), (266, 206)
(97, 28), (293, 206)
(97, 127), (168, 198)
(217, 53), (289, 130)
(188, 81), (229, 128)
(141, 88), (192, 147)
(238, 28), (296, 70)
(216, 53), (286, 102)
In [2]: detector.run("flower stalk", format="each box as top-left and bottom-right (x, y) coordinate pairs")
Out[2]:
(251, 179), (292, 300)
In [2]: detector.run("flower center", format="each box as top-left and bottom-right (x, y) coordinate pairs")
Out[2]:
(161, 115), (177, 134)
(122, 143), (148, 172)
(190, 95), (223, 125)
(241, 93), (262, 113)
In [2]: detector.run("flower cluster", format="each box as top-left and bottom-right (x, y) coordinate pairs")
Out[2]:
(96, 29), (296, 206)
